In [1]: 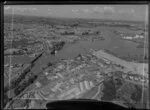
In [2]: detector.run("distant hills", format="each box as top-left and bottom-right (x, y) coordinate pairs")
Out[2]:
(4, 14), (145, 26)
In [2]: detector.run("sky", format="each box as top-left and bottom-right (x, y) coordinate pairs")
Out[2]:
(4, 5), (148, 22)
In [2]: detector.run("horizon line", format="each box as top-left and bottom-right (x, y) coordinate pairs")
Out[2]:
(4, 13), (147, 23)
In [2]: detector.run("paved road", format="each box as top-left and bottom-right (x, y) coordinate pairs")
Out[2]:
(81, 79), (104, 99)
(92, 84), (101, 99)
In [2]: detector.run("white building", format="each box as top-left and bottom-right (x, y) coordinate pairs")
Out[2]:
(56, 73), (64, 79)
(98, 62), (104, 68)
(44, 72), (49, 76)
(123, 36), (133, 40)
(51, 82), (63, 92)
(84, 80), (90, 90)
(134, 77), (139, 81)
(57, 64), (65, 70)
(129, 76), (134, 80)
(59, 87), (80, 99)
(96, 72), (102, 78)
(79, 82), (85, 92)
(134, 34), (144, 39)
(35, 81), (42, 88)
(89, 81), (94, 87)
(4, 64), (9, 67)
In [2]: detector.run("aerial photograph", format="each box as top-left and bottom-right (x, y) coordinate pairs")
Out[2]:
(4, 5), (149, 109)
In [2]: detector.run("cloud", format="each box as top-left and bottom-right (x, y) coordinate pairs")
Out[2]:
(117, 8), (135, 14)
(83, 9), (92, 13)
(131, 9), (135, 13)
(47, 8), (53, 15)
(92, 6), (115, 14)
(31, 8), (37, 11)
(12, 7), (26, 11)
(72, 9), (79, 13)
(4, 6), (11, 10)
(4, 6), (38, 13)
(103, 6), (115, 13)
(93, 6), (135, 17)
(93, 6), (103, 13)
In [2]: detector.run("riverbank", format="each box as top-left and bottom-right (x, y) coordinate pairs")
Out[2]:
(92, 50), (148, 77)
